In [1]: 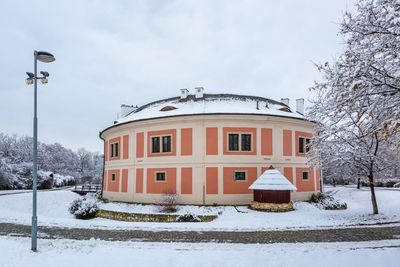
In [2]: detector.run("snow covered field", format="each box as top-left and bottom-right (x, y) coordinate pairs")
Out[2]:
(1, 236), (399, 267)
(0, 186), (399, 231)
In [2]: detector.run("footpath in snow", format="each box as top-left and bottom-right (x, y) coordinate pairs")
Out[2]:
(1, 236), (399, 267)
(0, 186), (398, 232)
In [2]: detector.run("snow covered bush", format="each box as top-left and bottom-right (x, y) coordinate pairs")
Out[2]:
(53, 173), (75, 187)
(379, 179), (400, 188)
(69, 193), (99, 219)
(158, 191), (178, 213)
(0, 172), (11, 189)
(310, 192), (347, 210)
(176, 213), (201, 222)
(37, 170), (54, 189)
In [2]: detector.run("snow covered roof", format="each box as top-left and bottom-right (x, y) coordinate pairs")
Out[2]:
(249, 169), (297, 191)
(115, 93), (305, 126)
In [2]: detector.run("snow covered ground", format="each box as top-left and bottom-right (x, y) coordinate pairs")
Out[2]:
(0, 186), (399, 231)
(1, 236), (399, 267)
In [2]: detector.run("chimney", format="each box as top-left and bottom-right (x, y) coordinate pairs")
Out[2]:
(195, 87), (204, 99)
(120, 104), (138, 118)
(280, 98), (289, 106)
(180, 88), (189, 99)
(296, 98), (304, 115)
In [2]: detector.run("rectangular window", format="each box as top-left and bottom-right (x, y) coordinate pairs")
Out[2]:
(234, 171), (247, 181)
(241, 134), (251, 151)
(110, 142), (119, 158)
(155, 172), (166, 181)
(298, 137), (304, 153)
(298, 137), (311, 154)
(162, 136), (172, 152)
(152, 137), (160, 153)
(228, 134), (239, 151)
(151, 135), (172, 154)
(302, 171), (309, 180)
(228, 133), (252, 152)
(111, 173), (116, 181)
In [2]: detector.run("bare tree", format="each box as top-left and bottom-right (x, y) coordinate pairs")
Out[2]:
(309, 0), (400, 215)
(77, 148), (92, 174)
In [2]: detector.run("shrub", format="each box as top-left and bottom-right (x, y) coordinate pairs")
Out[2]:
(0, 172), (11, 190)
(310, 192), (347, 210)
(53, 174), (75, 187)
(69, 194), (99, 219)
(37, 171), (54, 189)
(176, 213), (201, 222)
(384, 181), (397, 188)
(158, 191), (178, 213)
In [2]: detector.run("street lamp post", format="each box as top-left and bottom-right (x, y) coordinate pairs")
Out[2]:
(26, 50), (55, 252)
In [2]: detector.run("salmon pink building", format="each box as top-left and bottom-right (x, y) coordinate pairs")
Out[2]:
(100, 88), (321, 205)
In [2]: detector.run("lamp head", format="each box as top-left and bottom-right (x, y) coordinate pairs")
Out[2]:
(40, 71), (49, 77)
(36, 51), (55, 63)
(26, 72), (34, 85)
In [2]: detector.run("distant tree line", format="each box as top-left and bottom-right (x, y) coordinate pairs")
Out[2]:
(0, 132), (103, 190)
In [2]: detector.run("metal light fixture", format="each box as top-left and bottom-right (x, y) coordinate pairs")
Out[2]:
(26, 72), (34, 78)
(26, 72), (34, 85)
(26, 62), (53, 86)
(36, 51), (56, 63)
(26, 50), (55, 252)
(40, 71), (49, 77)
(40, 71), (49, 84)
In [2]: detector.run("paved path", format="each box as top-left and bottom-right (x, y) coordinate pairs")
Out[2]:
(0, 186), (74, 196)
(1, 222), (400, 244)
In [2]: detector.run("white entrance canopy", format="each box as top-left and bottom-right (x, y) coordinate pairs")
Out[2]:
(249, 169), (297, 191)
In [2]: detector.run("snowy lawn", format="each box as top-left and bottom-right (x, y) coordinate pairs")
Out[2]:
(1, 236), (399, 267)
(0, 186), (399, 231)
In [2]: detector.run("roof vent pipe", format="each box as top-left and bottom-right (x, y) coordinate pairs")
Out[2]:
(180, 88), (189, 99)
(120, 104), (138, 118)
(296, 98), (305, 115)
(195, 87), (204, 99)
(280, 98), (289, 106)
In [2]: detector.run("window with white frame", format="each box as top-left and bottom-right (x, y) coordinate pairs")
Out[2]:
(228, 133), (252, 152)
(298, 137), (311, 154)
(111, 173), (116, 181)
(151, 135), (172, 153)
(110, 142), (119, 158)
(155, 172), (166, 181)
(302, 171), (309, 180)
(234, 171), (247, 181)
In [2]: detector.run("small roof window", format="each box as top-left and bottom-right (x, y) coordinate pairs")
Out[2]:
(278, 107), (291, 112)
(160, 106), (178, 111)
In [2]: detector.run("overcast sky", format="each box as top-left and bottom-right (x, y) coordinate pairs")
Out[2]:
(0, 0), (355, 152)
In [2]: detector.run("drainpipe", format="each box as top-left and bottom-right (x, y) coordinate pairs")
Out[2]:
(99, 132), (105, 199)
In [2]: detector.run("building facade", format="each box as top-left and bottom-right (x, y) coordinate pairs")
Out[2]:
(100, 89), (321, 205)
